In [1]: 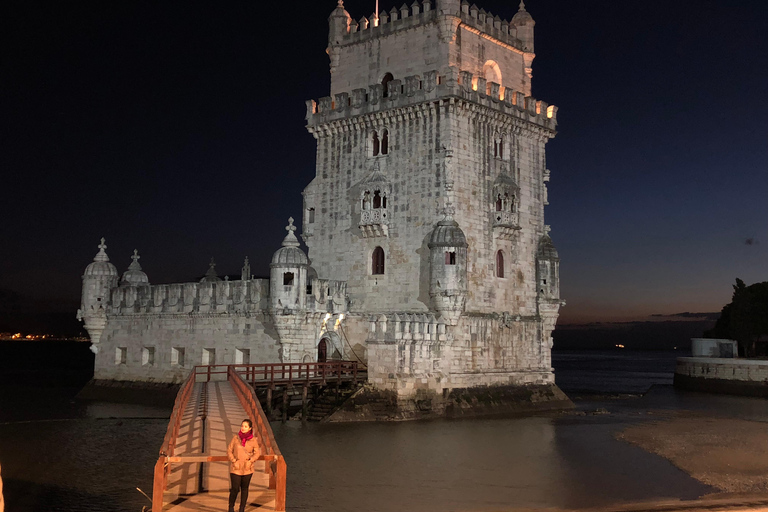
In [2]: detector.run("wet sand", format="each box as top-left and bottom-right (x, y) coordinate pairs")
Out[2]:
(617, 412), (768, 495)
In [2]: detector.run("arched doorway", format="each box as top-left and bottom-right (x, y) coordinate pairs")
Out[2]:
(317, 338), (328, 362)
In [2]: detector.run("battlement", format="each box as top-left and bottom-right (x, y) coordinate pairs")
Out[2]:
(367, 312), (448, 343)
(106, 276), (348, 317)
(336, 1), (527, 54)
(306, 67), (557, 131)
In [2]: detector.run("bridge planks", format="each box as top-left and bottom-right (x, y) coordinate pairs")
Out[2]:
(163, 381), (277, 511)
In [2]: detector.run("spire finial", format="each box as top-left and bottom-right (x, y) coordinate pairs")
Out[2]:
(128, 249), (142, 270)
(281, 217), (301, 248)
(519, 0), (526, 10)
(338, 0), (344, 6)
(544, 225), (551, 235)
(94, 237), (110, 262)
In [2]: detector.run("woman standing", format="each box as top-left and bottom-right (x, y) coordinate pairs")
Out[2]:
(227, 419), (259, 512)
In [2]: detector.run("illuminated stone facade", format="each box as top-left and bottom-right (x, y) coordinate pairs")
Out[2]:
(79, 0), (563, 405)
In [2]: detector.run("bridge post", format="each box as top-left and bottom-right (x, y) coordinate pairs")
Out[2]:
(266, 386), (273, 417)
(282, 387), (288, 423)
(301, 384), (308, 421)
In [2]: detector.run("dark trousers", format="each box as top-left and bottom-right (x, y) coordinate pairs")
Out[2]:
(229, 472), (253, 512)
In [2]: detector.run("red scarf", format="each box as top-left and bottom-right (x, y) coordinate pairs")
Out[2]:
(238, 429), (254, 447)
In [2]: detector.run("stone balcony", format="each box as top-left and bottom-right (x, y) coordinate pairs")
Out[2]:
(360, 208), (389, 237)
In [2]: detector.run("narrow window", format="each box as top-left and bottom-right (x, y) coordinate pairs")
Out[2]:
(372, 246), (385, 275)
(373, 190), (382, 209)
(495, 194), (503, 212)
(499, 138), (504, 159)
(115, 347), (127, 365)
(445, 251), (456, 265)
(381, 129), (389, 154)
(235, 348), (250, 365)
(172, 347), (185, 367)
(202, 348), (216, 365)
(283, 272), (294, 286)
(308, 207), (315, 223)
(362, 191), (371, 210)
(496, 251), (504, 278)
(382, 72), (393, 98)
(306, 282), (313, 295)
(382, 195), (387, 208)
(142, 346), (155, 366)
(372, 131), (380, 156)
(494, 139), (499, 158)
(510, 195), (515, 212)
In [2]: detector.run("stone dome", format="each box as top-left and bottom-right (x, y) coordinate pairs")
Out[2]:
(271, 217), (308, 267)
(511, 1), (534, 25)
(84, 238), (118, 278)
(428, 217), (468, 248)
(120, 249), (149, 286)
(537, 234), (559, 261)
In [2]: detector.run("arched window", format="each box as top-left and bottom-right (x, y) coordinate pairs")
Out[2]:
(308, 207), (315, 223)
(283, 272), (294, 286)
(381, 129), (389, 155)
(372, 247), (385, 275)
(373, 190), (382, 209)
(445, 251), (456, 265)
(495, 251), (504, 278)
(372, 131), (380, 156)
(495, 194), (503, 212)
(382, 72), (393, 98)
(483, 60), (502, 85)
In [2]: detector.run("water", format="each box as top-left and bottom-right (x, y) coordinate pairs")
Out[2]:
(2, 342), (767, 511)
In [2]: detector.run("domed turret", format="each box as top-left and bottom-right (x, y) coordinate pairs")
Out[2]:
(270, 217), (309, 313)
(328, 1), (351, 43)
(120, 249), (149, 286)
(536, 230), (560, 300)
(78, 238), (119, 347)
(428, 211), (468, 325)
(511, 0), (535, 52)
(200, 258), (222, 283)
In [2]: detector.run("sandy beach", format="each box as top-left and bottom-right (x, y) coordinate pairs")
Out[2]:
(617, 412), (768, 495)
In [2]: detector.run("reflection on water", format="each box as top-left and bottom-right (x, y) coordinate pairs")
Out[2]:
(272, 411), (709, 512)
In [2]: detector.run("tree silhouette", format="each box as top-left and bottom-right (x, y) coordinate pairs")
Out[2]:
(707, 279), (768, 357)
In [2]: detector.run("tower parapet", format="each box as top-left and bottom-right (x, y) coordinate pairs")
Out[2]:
(329, 1), (530, 56)
(306, 68), (557, 134)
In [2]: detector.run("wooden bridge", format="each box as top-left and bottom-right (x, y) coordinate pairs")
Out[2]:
(151, 361), (365, 511)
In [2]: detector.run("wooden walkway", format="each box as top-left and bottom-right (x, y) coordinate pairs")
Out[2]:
(163, 381), (277, 511)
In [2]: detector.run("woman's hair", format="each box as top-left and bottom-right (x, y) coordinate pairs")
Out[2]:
(242, 419), (253, 429)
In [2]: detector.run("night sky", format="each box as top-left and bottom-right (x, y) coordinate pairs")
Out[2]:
(3, 1), (766, 325)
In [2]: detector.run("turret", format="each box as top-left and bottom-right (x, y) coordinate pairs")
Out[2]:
(327, 0), (351, 72)
(120, 249), (149, 286)
(77, 238), (118, 347)
(428, 213), (468, 325)
(328, 0), (351, 46)
(511, 0), (535, 52)
(270, 218), (309, 313)
(536, 230), (560, 301)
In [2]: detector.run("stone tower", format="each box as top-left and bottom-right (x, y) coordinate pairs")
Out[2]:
(303, 0), (563, 401)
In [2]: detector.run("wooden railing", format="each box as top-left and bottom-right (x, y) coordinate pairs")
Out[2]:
(228, 366), (287, 511)
(151, 366), (291, 512)
(194, 360), (365, 387)
(152, 370), (197, 512)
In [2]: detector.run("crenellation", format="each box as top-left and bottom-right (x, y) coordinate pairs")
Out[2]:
(308, 69), (557, 132)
